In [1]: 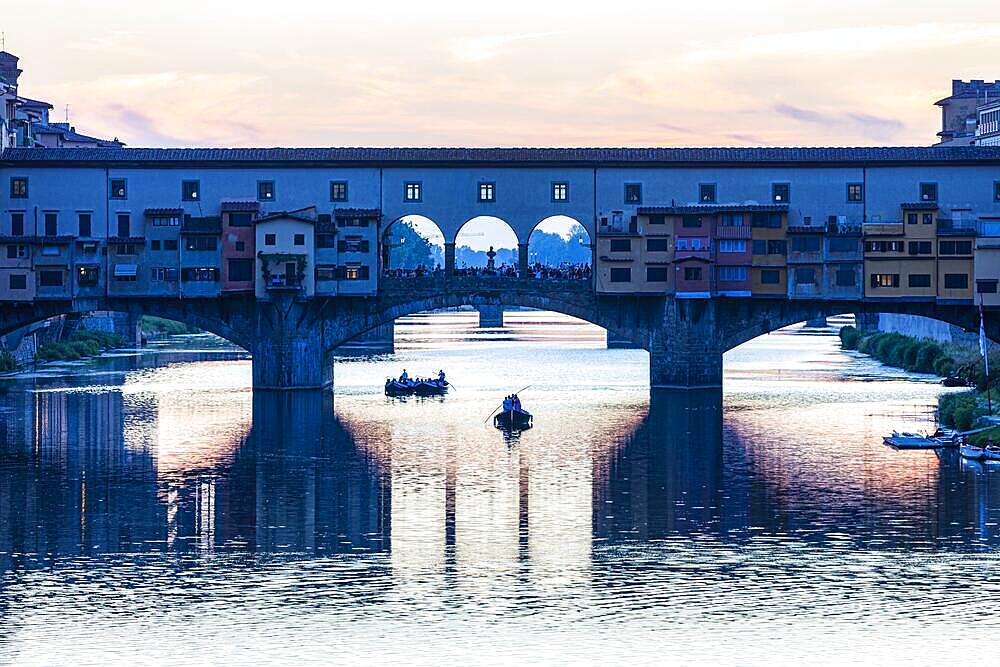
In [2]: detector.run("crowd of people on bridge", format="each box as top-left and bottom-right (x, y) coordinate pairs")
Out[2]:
(382, 262), (592, 280)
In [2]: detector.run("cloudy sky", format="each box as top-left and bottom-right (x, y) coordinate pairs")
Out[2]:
(5, 0), (999, 148)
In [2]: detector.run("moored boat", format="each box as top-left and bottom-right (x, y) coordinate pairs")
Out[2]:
(960, 442), (986, 459)
(984, 445), (1000, 461)
(883, 432), (938, 449)
(494, 409), (533, 431)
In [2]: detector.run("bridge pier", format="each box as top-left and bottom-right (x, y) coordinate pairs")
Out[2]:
(648, 300), (724, 389)
(518, 242), (529, 277)
(444, 242), (456, 277)
(477, 304), (504, 328)
(251, 299), (333, 390)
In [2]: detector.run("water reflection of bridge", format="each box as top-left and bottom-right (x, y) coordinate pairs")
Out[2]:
(4, 387), (1000, 574)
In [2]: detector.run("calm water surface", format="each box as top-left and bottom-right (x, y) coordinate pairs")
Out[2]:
(1, 313), (999, 665)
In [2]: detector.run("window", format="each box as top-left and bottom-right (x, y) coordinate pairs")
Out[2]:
(646, 238), (671, 252)
(718, 239), (747, 253)
(330, 181), (348, 202)
(404, 182), (422, 202)
(847, 183), (864, 202)
(610, 267), (631, 283)
(691, 238), (703, 250)
(835, 269), (856, 287)
(939, 240), (973, 255)
(720, 213), (744, 226)
(870, 273), (900, 288)
(6, 244), (27, 259)
(257, 180), (275, 201)
(907, 241), (932, 255)
(682, 215), (701, 228)
(235, 241), (246, 252)
(44, 212), (57, 236)
(182, 180), (200, 201)
(38, 270), (63, 288)
(317, 233), (336, 248)
(908, 274), (932, 288)
(683, 267), (702, 281)
(676, 239), (689, 250)
(10, 212), (24, 236)
(794, 268), (816, 284)
(760, 269), (781, 285)
(610, 239), (632, 252)
(977, 279), (999, 294)
(866, 240), (904, 253)
(478, 182), (495, 202)
(78, 213), (92, 237)
(772, 183), (790, 203)
(115, 243), (137, 255)
(117, 213), (130, 238)
(150, 267), (178, 282)
(151, 215), (181, 226)
(648, 214), (665, 225)
(228, 258), (253, 282)
(920, 182), (938, 202)
(10, 177), (27, 199)
(316, 266), (337, 281)
(767, 240), (788, 255)
(791, 236), (821, 252)
(294, 233), (305, 246)
(752, 240), (766, 255)
(264, 233), (276, 246)
(922, 213), (933, 225)
(699, 183), (716, 203)
(9, 274), (26, 290)
(719, 266), (748, 282)
(907, 213), (918, 224)
(624, 183), (642, 204)
(185, 236), (217, 251)
(150, 239), (161, 251)
(647, 267), (669, 282)
(828, 237), (859, 253)
(77, 266), (99, 286)
(944, 273), (969, 289)
(751, 212), (782, 228)
(552, 182), (568, 201)
(229, 212), (253, 227)
(164, 239), (178, 251)
(995, 181), (1000, 202)
(110, 178), (127, 199)
(181, 267), (220, 281)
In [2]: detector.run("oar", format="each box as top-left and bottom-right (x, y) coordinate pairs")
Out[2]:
(483, 384), (532, 424)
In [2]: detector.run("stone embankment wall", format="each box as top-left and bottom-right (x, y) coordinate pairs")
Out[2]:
(863, 313), (998, 352)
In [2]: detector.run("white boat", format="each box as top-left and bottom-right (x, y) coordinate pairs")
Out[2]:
(960, 442), (986, 459)
(984, 445), (1000, 461)
(883, 432), (939, 449)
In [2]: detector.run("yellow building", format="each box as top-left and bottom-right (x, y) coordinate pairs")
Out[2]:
(936, 212), (976, 304)
(750, 210), (788, 296)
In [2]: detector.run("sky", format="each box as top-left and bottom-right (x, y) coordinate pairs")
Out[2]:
(5, 0), (1000, 149)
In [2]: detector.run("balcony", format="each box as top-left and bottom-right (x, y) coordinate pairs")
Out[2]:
(265, 273), (304, 290)
(181, 216), (222, 234)
(716, 225), (751, 239)
(937, 220), (978, 236)
(863, 221), (904, 236)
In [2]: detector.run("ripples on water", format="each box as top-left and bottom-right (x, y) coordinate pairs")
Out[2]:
(1, 313), (1000, 665)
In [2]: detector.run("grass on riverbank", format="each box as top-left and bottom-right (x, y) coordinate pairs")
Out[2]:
(142, 316), (200, 337)
(36, 330), (125, 361)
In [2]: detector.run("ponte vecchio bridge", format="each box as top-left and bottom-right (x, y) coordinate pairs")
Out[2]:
(2, 146), (1000, 390)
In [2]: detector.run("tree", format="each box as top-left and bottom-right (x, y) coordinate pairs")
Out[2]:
(385, 221), (443, 269)
(527, 224), (591, 265)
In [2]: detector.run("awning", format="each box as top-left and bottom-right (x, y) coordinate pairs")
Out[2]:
(113, 264), (138, 277)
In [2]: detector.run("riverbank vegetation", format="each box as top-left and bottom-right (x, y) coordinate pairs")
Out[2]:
(142, 316), (200, 337)
(35, 330), (125, 361)
(0, 350), (16, 371)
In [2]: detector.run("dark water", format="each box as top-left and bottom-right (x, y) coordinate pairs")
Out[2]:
(2, 315), (1000, 665)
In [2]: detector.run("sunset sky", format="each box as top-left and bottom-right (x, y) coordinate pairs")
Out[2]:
(5, 0), (999, 148)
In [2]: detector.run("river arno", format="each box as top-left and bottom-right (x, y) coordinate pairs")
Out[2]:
(2, 313), (1000, 666)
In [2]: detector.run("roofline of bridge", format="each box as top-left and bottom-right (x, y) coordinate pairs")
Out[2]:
(4, 146), (1000, 169)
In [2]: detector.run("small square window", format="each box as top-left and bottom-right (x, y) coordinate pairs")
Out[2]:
(9, 274), (26, 290)
(699, 183), (716, 203)
(552, 182), (568, 201)
(235, 241), (246, 252)
(995, 181), (1000, 202)
(10, 212), (24, 236)
(478, 182), (495, 202)
(404, 182), (422, 202)
(110, 178), (127, 199)
(624, 183), (642, 204)
(294, 233), (305, 246)
(907, 213), (918, 224)
(164, 239), (178, 251)
(772, 183), (790, 203)
(78, 213), (92, 237)
(150, 239), (161, 250)
(10, 177), (27, 199)
(264, 233), (276, 246)
(847, 183), (864, 202)
(182, 180), (200, 201)
(922, 213), (933, 224)
(257, 180), (275, 201)
(920, 182), (937, 202)
(330, 181), (348, 202)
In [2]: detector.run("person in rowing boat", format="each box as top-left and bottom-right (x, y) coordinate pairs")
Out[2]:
(438, 370), (446, 383)
(399, 369), (409, 382)
(512, 394), (522, 412)
(503, 395), (514, 412)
